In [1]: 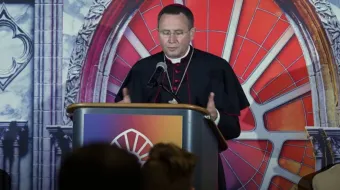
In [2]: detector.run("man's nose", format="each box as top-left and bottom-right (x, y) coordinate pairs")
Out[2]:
(168, 34), (177, 43)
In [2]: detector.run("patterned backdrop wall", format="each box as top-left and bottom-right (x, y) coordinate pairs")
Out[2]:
(0, 0), (340, 189)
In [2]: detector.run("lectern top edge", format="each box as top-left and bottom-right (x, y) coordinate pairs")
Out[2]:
(67, 102), (228, 151)
(66, 103), (209, 115)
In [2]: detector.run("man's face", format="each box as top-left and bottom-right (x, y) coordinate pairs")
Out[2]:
(158, 13), (195, 59)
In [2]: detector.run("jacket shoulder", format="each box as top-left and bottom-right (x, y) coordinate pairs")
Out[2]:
(193, 48), (230, 68)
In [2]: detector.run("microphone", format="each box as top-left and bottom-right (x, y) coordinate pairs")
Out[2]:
(146, 62), (181, 103)
(147, 62), (167, 88)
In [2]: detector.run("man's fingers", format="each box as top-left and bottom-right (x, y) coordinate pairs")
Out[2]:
(121, 88), (131, 103)
(206, 92), (217, 121)
(123, 88), (129, 97)
(207, 92), (215, 108)
(209, 92), (214, 100)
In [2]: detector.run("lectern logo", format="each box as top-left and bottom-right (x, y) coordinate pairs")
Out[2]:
(111, 129), (153, 164)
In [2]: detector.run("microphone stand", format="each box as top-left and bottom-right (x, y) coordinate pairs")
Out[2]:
(159, 83), (181, 104)
(146, 69), (181, 103)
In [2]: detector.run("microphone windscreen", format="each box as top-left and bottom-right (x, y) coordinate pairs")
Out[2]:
(156, 62), (167, 70)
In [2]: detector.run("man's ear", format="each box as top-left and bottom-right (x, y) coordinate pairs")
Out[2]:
(190, 27), (196, 41)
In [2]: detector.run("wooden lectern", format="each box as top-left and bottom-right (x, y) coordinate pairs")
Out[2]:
(67, 103), (227, 190)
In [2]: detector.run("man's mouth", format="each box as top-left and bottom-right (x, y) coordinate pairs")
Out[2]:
(168, 47), (177, 51)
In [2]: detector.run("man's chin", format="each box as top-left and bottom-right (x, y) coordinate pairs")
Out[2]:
(165, 51), (180, 59)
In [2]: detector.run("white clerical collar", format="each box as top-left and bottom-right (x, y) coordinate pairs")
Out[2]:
(165, 46), (191, 64)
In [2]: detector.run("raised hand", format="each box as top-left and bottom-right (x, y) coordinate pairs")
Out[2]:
(118, 88), (131, 103)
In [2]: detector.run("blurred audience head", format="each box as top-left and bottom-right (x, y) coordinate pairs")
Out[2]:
(58, 142), (141, 190)
(0, 169), (11, 190)
(141, 143), (196, 190)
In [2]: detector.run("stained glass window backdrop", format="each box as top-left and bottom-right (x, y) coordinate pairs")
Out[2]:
(107, 0), (316, 189)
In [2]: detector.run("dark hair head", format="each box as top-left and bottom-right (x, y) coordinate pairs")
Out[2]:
(157, 4), (194, 29)
(58, 143), (141, 190)
(0, 169), (11, 190)
(141, 143), (196, 190)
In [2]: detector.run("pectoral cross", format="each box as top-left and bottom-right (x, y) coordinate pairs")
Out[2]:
(168, 98), (178, 104)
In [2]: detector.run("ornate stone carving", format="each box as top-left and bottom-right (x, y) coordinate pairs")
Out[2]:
(306, 128), (324, 157)
(306, 127), (340, 169)
(46, 125), (73, 153)
(45, 125), (72, 190)
(0, 121), (26, 190)
(63, 0), (112, 124)
(0, 3), (33, 91)
(323, 128), (340, 163)
(310, 0), (340, 71)
(0, 121), (28, 143)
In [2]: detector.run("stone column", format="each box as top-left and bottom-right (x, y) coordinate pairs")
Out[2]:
(11, 141), (20, 190)
(45, 125), (72, 190)
(306, 127), (335, 170)
(33, 0), (63, 189)
(323, 128), (340, 164)
(0, 121), (28, 190)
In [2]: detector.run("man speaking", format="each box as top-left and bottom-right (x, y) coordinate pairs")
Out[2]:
(115, 3), (249, 190)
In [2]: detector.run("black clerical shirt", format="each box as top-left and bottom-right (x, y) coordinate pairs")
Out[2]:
(115, 46), (249, 140)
